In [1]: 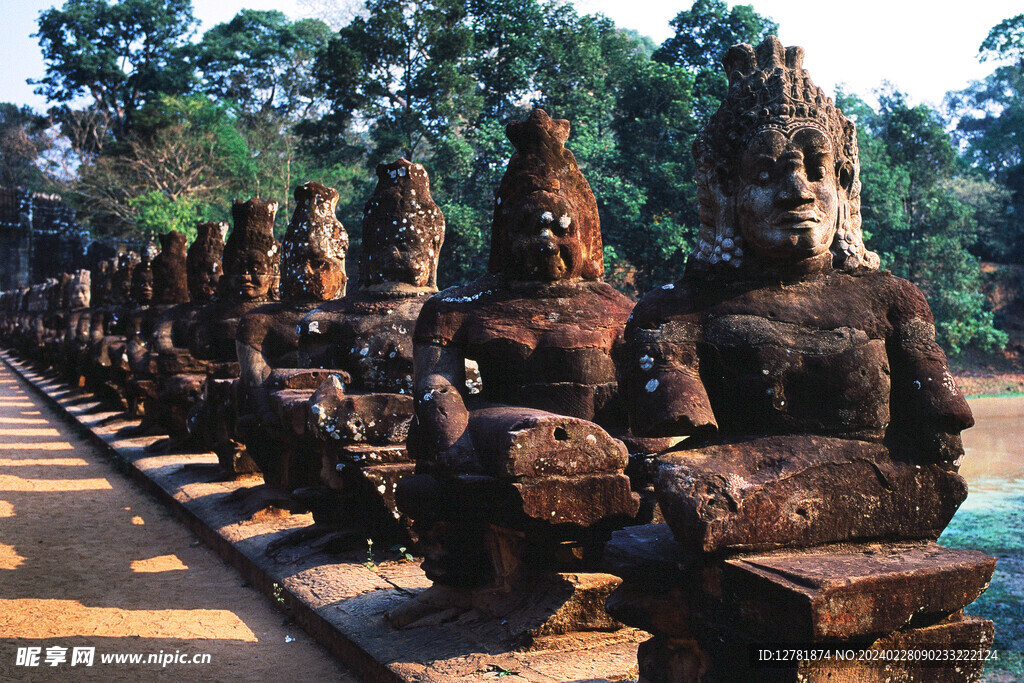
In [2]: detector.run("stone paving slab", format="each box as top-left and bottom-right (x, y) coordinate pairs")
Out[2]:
(1, 352), (644, 682)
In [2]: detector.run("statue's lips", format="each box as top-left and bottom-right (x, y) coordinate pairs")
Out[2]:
(775, 212), (820, 229)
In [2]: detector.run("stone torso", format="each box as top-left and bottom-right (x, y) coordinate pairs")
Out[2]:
(415, 275), (634, 422)
(298, 292), (431, 394)
(627, 266), (969, 445)
(236, 301), (322, 370)
(192, 299), (268, 362)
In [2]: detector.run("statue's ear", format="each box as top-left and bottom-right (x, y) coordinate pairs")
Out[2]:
(837, 160), (855, 193)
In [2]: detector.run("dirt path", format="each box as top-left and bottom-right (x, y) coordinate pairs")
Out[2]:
(0, 364), (360, 681)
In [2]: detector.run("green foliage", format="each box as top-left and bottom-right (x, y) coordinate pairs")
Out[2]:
(196, 10), (332, 121)
(848, 89), (1007, 353)
(128, 191), (204, 242)
(654, 0), (777, 72)
(948, 14), (1024, 263)
(980, 13), (1024, 65)
(0, 104), (51, 190)
(33, 0), (198, 141)
(70, 94), (245, 237)
(653, 0), (777, 120)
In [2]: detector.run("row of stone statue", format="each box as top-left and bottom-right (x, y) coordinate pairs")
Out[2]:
(0, 38), (993, 681)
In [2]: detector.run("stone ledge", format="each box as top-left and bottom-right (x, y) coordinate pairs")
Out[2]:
(0, 351), (645, 682)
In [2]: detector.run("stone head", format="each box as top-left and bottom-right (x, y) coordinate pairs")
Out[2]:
(187, 221), (227, 303)
(361, 159), (444, 290)
(490, 109), (603, 283)
(54, 273), (72, 310)
(152, 231), (190, 304)
(111, 251), (140, 305)
(130, 242), (158, 305)
(281, 181), (348, 301)
(66, 269), (90, 309)
(91, 258), (115, 307)
(220, 199), (280, 303)
(692, 36), (879, 272)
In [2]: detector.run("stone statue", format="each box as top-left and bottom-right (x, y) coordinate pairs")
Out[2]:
(608, 37), (994, 682)
(124, 231), (190, 417)
(234, 181), (348, 490)
(184, 199), (281, 465)
(85, 249), (141, 404)
(624, 38), (973, 552)
(140, 222), (226, 443)
(280, 158), (445, 545)
(394, 109), (638, 594)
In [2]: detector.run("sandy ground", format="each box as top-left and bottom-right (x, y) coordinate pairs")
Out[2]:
(0, 365), (360, 681)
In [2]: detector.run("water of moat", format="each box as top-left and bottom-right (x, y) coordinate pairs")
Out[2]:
(941, 396), (1024, 680)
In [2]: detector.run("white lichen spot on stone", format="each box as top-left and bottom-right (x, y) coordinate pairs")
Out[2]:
(639, 355), (654, 371)
(645, 378), (659, 393)
(540, 211), (554, 223)
(307, 320), (319, 334)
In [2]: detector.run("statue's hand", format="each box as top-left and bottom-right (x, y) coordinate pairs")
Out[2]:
(416, 382), (471, 454)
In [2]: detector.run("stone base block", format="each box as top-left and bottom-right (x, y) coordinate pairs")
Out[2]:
(387, 572), (625, 646)
(656, 435), (967, 553)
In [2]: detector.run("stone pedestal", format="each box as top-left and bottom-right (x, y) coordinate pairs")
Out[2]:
(604, 524), (996, 682)
(387, 570), (627, 647)
(281, 372), (420, 541)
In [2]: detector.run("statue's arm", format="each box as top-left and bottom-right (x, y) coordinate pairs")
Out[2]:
(413, 341), (478, 472)
(624, 311), (717, 438)
(887, 279), (973, 462)
(152, 308), (191, 355)
(236, 340), (272, 389)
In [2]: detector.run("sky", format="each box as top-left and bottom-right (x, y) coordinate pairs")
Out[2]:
(2, 0), (1020, 115)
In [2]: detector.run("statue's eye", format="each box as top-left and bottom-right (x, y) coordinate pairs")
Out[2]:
(806, 158), (828, 181)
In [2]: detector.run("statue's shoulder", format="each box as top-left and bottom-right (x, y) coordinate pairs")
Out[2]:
(421, 276), (502, 313)
(413, 277), (498, 344)
(629, 280), (700, 331)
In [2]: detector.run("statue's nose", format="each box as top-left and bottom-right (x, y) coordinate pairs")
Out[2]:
(777, 168), (814, 206)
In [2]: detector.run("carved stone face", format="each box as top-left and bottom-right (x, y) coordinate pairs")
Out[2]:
(230, 248), (274, 301)
(131, 264), (155, 304)
(288, 242), (345, 300)
(69, 282), (90, 309)
(361, 160), (443, 290)
(188, 222), (226, 304)
(736, 126), (840, 263)
(505, 191), (584, 282)
(190, 267), (219, 303)
(367, 228), (433, 288)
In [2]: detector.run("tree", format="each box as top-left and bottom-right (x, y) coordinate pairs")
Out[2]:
(196, 10), (333, 123)
(32, 0), (198, 142)
(607, 60), (700, 290)
(947, 14), (1024, 262)
(842, 90), (1007, 353)
(980, 13), (1024, 66)
(0, 104), (52, 190)
(68, 95), (246, 238)
(653, 0), (777, 119)
(654, 0), (778, 72)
